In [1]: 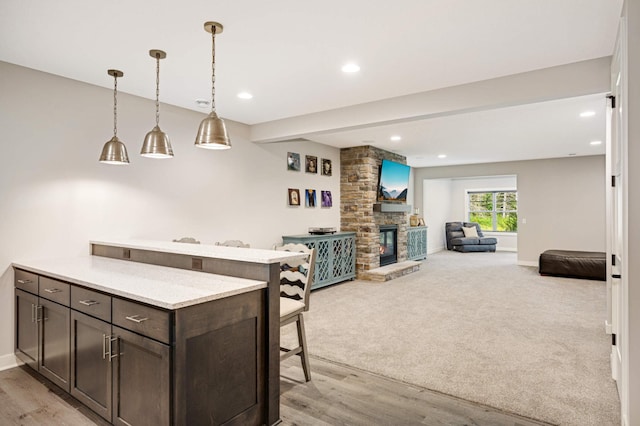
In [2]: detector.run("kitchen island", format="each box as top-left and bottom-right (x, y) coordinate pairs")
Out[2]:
(14, 240), (305, 426)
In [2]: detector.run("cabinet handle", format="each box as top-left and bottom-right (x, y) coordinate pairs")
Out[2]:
(125, 314), (148, 323)
(31, 304), (35, 323)
(17, 279), (33, 284)
(108, 336), (118, 362)
(35, 305), (43, 322)
(102, 334), (108, 360)
(103, 334), (119, 361)
(78, 300), (99, 306)
(44, 288), (62, 294)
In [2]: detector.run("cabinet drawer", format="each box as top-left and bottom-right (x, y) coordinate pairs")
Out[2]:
(112, 298), (170, 344)
(71, 286), (111, 322)
(39, 277), (70, 306)
(15, 269), (39, 294)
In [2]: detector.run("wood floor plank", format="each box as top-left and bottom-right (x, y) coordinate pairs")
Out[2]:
(1, 359), (552, 426)
(280, 356), (554, 426)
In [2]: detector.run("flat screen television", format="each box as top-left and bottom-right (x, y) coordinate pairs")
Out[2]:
(377, 159), (410, 203)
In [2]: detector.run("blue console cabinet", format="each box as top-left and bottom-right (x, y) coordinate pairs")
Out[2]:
(282, 232), (356, 289)
(407, 226), (428, 261)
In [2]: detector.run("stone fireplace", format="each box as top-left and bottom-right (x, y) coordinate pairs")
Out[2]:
(340, 146), (409, 276)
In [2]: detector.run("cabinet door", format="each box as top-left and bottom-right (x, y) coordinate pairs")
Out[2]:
(39, 298), (70, 392)
(112, 326), (170, 426)
(70, 310), (112, 422)
(15, 289), (38, 369)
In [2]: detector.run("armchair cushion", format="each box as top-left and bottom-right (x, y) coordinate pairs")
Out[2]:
(462, 226), (479, 238)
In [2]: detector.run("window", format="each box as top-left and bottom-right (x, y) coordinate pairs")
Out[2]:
(468, 191), (517, 232)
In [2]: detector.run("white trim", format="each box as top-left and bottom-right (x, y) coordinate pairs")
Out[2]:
(0, 354), (21, 372)
(517, 260), (538, 267)
(497, 247), (517, 252)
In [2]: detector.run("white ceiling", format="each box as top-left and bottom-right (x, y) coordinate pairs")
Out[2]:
(0, 0), (622, 166)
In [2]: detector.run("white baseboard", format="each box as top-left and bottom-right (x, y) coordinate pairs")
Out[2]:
(497, 247), (518, 252)
(517, 260), (538, 267)
(427, 246), (446, 254)
(0, 353), (21, 371)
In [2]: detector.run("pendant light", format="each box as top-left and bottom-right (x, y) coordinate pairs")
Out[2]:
(99, 70), (130, 165)
(195, 21), (231, 150)
(141, 50), (174, 158)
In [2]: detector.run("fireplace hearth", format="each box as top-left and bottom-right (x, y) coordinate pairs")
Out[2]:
(379, 225), (398, 266)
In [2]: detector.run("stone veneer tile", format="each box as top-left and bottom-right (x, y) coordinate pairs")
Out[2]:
(340, 145), (410, 278)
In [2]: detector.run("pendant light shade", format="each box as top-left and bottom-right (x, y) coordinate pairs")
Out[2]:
(195, 21), (231, 150)
(100, 136), (130, 164)
(100, 69), (130, 165)
(195, 111), (231, 149)
(141, 125), (173, 158)
(141, 50), (174, 158)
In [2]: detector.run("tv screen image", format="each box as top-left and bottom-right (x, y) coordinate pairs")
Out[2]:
(377, 159), (410, 202)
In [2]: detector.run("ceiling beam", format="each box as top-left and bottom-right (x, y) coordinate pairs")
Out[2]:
(250, 57), (611, 143)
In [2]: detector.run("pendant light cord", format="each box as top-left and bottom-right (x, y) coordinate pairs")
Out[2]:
(113, 74), (118, 138)
(211, 24), (216, 114)
(155, 53), (161, 126)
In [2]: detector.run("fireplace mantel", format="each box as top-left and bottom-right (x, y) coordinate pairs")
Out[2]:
(373, 203), (413, 213)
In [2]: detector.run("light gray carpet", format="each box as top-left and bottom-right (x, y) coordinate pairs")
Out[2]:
(283, 250), (620, 426)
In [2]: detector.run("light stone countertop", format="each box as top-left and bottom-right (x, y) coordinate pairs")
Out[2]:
(12, 256), (267, 310)
(90, 238), (307, 264)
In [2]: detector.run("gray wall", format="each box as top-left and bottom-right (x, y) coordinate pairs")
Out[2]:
(413, 156), (606, 264)
(0, 61), (341, 366)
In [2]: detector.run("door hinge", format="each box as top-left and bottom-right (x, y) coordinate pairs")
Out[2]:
(612, 333), (616, 346)
(612, 254), (616, 266)
(612, 175), (616, 187)
(608, 94), (616, 108)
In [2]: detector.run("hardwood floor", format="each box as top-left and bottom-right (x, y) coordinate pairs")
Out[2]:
(0, 359), (552, 426)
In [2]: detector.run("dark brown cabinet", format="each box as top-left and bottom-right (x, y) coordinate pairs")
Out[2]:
(15, 272), (71, 392)
(70, 310), (113, 421)
(15, 288), (38, 369)
(38, 297), (70, 391)
(112, 326), (170, 426)
(15, 257), (275, 426)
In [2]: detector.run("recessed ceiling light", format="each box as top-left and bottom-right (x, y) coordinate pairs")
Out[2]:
(237, 91), (253, 99)
(438, 154), (447, 159)
(342, 63), (360, 73)
(590, 140), (602, 146)
(390, 135), (401, 142)
(195, 99), (210, 108)
(580, 111), (596, 118)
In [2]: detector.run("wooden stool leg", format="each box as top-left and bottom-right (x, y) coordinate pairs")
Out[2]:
(296, 313), (311, 381)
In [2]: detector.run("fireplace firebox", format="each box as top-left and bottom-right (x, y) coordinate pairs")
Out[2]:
(379, 225), (398, 266)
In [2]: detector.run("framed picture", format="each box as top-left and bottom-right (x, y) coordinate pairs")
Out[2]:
(321, 190), (332, 208)
(321, 158), (332, 176)
(305, 189), (316, 207)
(418, 218), (425, 226)
(287, 152), (300, 171)
(288, 188), (300, 206)
(305, 155), (318, 174)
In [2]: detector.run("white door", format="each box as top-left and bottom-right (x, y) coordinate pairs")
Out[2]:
(609, 26), (624, 394)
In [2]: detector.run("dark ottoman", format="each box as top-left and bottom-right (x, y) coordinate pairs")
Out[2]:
(539, 250), (606, 281)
